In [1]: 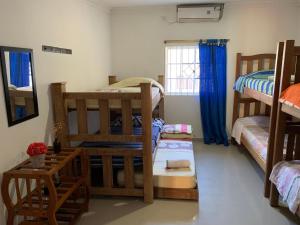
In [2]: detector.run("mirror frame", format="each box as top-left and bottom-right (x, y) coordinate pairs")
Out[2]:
(0, 46), (39, 127)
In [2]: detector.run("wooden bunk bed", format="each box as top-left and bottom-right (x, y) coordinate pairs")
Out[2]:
(232, 42), (284, 198)
(51, 75), (198, 203)
(270, 40), (300, 207)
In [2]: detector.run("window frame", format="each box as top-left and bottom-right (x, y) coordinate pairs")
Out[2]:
(164, 43), (200, 96)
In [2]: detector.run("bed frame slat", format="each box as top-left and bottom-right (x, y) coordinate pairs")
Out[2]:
(122, 100), (133, 135)
(265, 105), (271, 116)
(269, 58), (275, 69)
(244, 103), (250, 117)
(286, 134), (295, 161)
(294, 135), (300, 160)
(295, 56), (300, 84)
(99, 100), (109, 135)
(247, 60), (253, 73)
(258, 59), (264, 70)
(254, 102), (261, 115)
(102, 156), (113, 188)
(124, 156), (135, 188)
(76, 99), (88, 134)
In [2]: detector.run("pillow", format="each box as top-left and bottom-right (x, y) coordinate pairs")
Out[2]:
(110, 77), (164, 94)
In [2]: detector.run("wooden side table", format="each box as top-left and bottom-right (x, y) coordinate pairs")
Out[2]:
(1, 148), (89, 225)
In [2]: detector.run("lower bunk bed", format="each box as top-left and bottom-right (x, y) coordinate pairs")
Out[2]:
(82, 122), (198, 201)
(117, 139), (198, 200)
(232, 116), (271, 171)
(270, 161), (300, 216)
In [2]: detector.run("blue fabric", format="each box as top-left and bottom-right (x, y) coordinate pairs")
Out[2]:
(233, 70), (274, 94)
(199, 40), (229, 146)
(9, 52), (30, 87)
(81, 125), (161, 168)
(9, 52), (31, 119)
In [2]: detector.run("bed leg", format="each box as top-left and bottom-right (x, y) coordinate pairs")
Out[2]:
(141, 83), (154, 203)
(159, 98), (165, 120)
(264, 42), (284, 198)
(51, 82), (69, 147)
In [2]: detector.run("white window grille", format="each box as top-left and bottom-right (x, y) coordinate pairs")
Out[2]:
(165, 45), (200, 95)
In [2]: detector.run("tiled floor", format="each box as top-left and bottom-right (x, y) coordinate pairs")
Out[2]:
(78, 141), (300, 225)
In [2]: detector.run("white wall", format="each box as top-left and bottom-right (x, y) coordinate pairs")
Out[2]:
(111, 1), (300, 138)
(0, 0), (111, 223)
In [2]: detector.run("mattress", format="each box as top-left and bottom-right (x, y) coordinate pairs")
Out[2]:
(232, 116), (288, 164)
(117, 140), (197, 189)
(233, 70), (274, 95)
(244, 78), (274, 95)
(232, 116), (270, 161)
(270, 161), (300, 214)
(153, 140), (196, 189)
(66, 87), (161, 110)
(282, 103), (300, 119)
(242, 124), (270, 161)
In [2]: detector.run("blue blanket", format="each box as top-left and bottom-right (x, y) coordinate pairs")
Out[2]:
(80, 118), (164, 168)
(233, 70), (274, 94)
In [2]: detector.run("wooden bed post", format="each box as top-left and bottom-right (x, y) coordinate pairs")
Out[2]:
(109, 75), (117, 85)
(141, 82), (154, 203)
(158, 75), (165, 119)
(270, 40), (295, 206)
(264, 42), (284, 198)
(158, 75), (165, 87)
(231, 53), (242, 142)
(51, 82), (69, 147)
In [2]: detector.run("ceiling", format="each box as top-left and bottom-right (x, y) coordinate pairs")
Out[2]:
(92, 0), (300, 8)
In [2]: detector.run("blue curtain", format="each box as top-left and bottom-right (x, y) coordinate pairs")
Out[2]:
(199, 39), (228, 146)
(9, 52), (30, 119)
(9, 52), (30, 87)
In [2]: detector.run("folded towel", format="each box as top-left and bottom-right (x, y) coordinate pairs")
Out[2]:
(166, 160), (190, 169)
(162, 124), (192, 135)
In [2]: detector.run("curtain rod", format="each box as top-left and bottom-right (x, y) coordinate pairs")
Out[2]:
(164, 39), (230, 44)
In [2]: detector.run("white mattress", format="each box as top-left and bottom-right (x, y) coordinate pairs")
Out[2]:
(153, 140), (196, 189)
(117, 140), (197, 189)
(66, 87), (160, 109)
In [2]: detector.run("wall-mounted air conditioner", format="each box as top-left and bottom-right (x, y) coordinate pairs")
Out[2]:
(177, 4), (224, 23)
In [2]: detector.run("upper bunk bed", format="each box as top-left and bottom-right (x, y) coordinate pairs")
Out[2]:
(50, 75), (165, 204)
(233, 53), (276, 108)
(231, 43), (285, 198)
(270, 40), (300, 208)
(277, 41), (300, 119)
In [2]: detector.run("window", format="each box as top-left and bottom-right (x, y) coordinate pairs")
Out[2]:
(165, 45), (200, 95)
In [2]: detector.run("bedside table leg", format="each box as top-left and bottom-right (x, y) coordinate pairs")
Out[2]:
(7, 211), (14, 225)
(49, 213), (58, 225)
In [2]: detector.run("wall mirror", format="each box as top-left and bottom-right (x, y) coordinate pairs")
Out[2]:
(0, 46), (39, 126)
